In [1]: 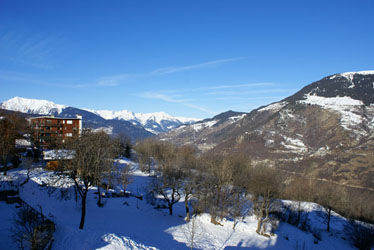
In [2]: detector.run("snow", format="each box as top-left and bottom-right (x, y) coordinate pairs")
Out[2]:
(87, 109), (199, 127)
(281, 136), (308, 153)
(259, 101), (287, 112)
(330, 70), (374, 80)
(0, 202), (19, 250)
(229, 114), (246, 121)
(0, 160), (359, 250)
(340, 70), (374, 77)
(300, 95), (363, 106)
(99, 234), (157, 250)
(15, 139), (31, 147)
(93, 126), (114, 135)
(329, 70), (374, 80)
(0, 97), (200, 133)
(0, 96), (66, 115)
(43, 150), (75, 160)
(299, 95), (367, 133)
(191, 120), (217, 132)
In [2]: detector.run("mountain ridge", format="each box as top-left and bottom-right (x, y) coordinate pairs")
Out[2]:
(160, 70), (374, 189)
(0, 96), (199, 135)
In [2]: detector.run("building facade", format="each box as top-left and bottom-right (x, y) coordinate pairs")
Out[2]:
(30, 115), (82, 147)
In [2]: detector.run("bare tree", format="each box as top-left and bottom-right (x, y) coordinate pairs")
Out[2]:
(146, 141), (186, 215)
(194, 153), (233, 225)
(344, 219), (374, 250)
(134, 138), (157, 174)
(0, 113), (25, 173)
(246, 165), (282, 237)
(176, 145), (199, 222)
(114, 160), (134, 194)
(56, 130), (116, 229)
(151, 166), (183, 215)
(114, 133), (132, 159)
(314, 182), (342, 232)
(183, 215), (201, 250)
(11, 203), (54, 250)
(20, 156), (34, 186)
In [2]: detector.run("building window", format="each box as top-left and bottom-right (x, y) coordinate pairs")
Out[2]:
(67, 120), (73, 124)
(66, 133), (73, 137)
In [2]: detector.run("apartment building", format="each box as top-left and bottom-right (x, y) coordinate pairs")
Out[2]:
(30, 115), (82, 147)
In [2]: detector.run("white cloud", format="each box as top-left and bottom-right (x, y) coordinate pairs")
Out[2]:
(149, 57), (245, 75)
(138, 92), (214, 115)
(0, 31), (63, 69)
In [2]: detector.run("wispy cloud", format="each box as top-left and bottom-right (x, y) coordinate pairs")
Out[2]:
(203, 82), (273, 90)
(138, 92), (214, 114)
(149, 57), (245, 75)
(0, 56), (244, 89)
(213, 96), (287, 101)
(95, 74), (133, 87)
(88, 57), (246, 87)
(135, 81), (293, 115)
(206, 88), (297, 96)
(0, 31), (63, 69)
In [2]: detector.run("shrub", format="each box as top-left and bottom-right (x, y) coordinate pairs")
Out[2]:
(344, 220), (374, 250)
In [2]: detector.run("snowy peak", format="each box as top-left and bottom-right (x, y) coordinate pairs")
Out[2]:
(285, 70), (374, 106)
(336, 70), (374, 80)
(89, 109), (198, 125)
(1, 97), (199, 135)
(0, 96), (66, 115)
(89, 109), (199, 134)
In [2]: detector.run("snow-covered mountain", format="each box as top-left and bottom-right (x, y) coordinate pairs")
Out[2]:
(86, 109), (199, 134)
(0, 96), (66, 115)
(0, 97), (199, 134)
(161, 70), (374, 189)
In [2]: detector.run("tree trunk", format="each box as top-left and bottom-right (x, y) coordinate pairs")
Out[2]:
(185, 195), (190, 222)
(2, 156), (7, 175)
(256, 218), (263, 234)
(297, 201), (301, 226)
(79, 190), (87, 229)
(327, 207), (331, 232)
(168, 204), (173, 215)
(97, 185), (103, 207)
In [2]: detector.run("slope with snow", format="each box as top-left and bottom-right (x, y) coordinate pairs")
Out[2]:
(0, 161), (358, 250)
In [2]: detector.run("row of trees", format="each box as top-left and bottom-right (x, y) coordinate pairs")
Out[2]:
(135, 138), (374, 241)
(135, 139), (282, 236)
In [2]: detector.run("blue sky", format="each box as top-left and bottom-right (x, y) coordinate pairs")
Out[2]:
(1, 0), (373, 118)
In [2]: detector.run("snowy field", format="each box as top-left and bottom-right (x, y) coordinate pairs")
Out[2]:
(0, 160), (357, 249)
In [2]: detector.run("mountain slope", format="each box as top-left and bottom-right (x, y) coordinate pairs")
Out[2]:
(159, 110), (246, 151)
(161, 71), (374, 189)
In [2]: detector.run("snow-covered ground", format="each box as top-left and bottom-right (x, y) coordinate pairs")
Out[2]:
(299, 95), (372, 136)
(0, 202), (19, 249)
(0, 160), (357, 250)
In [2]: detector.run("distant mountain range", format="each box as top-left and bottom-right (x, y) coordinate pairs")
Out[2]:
(0, 97), (199, 140)
(160, 70), (374, 190)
